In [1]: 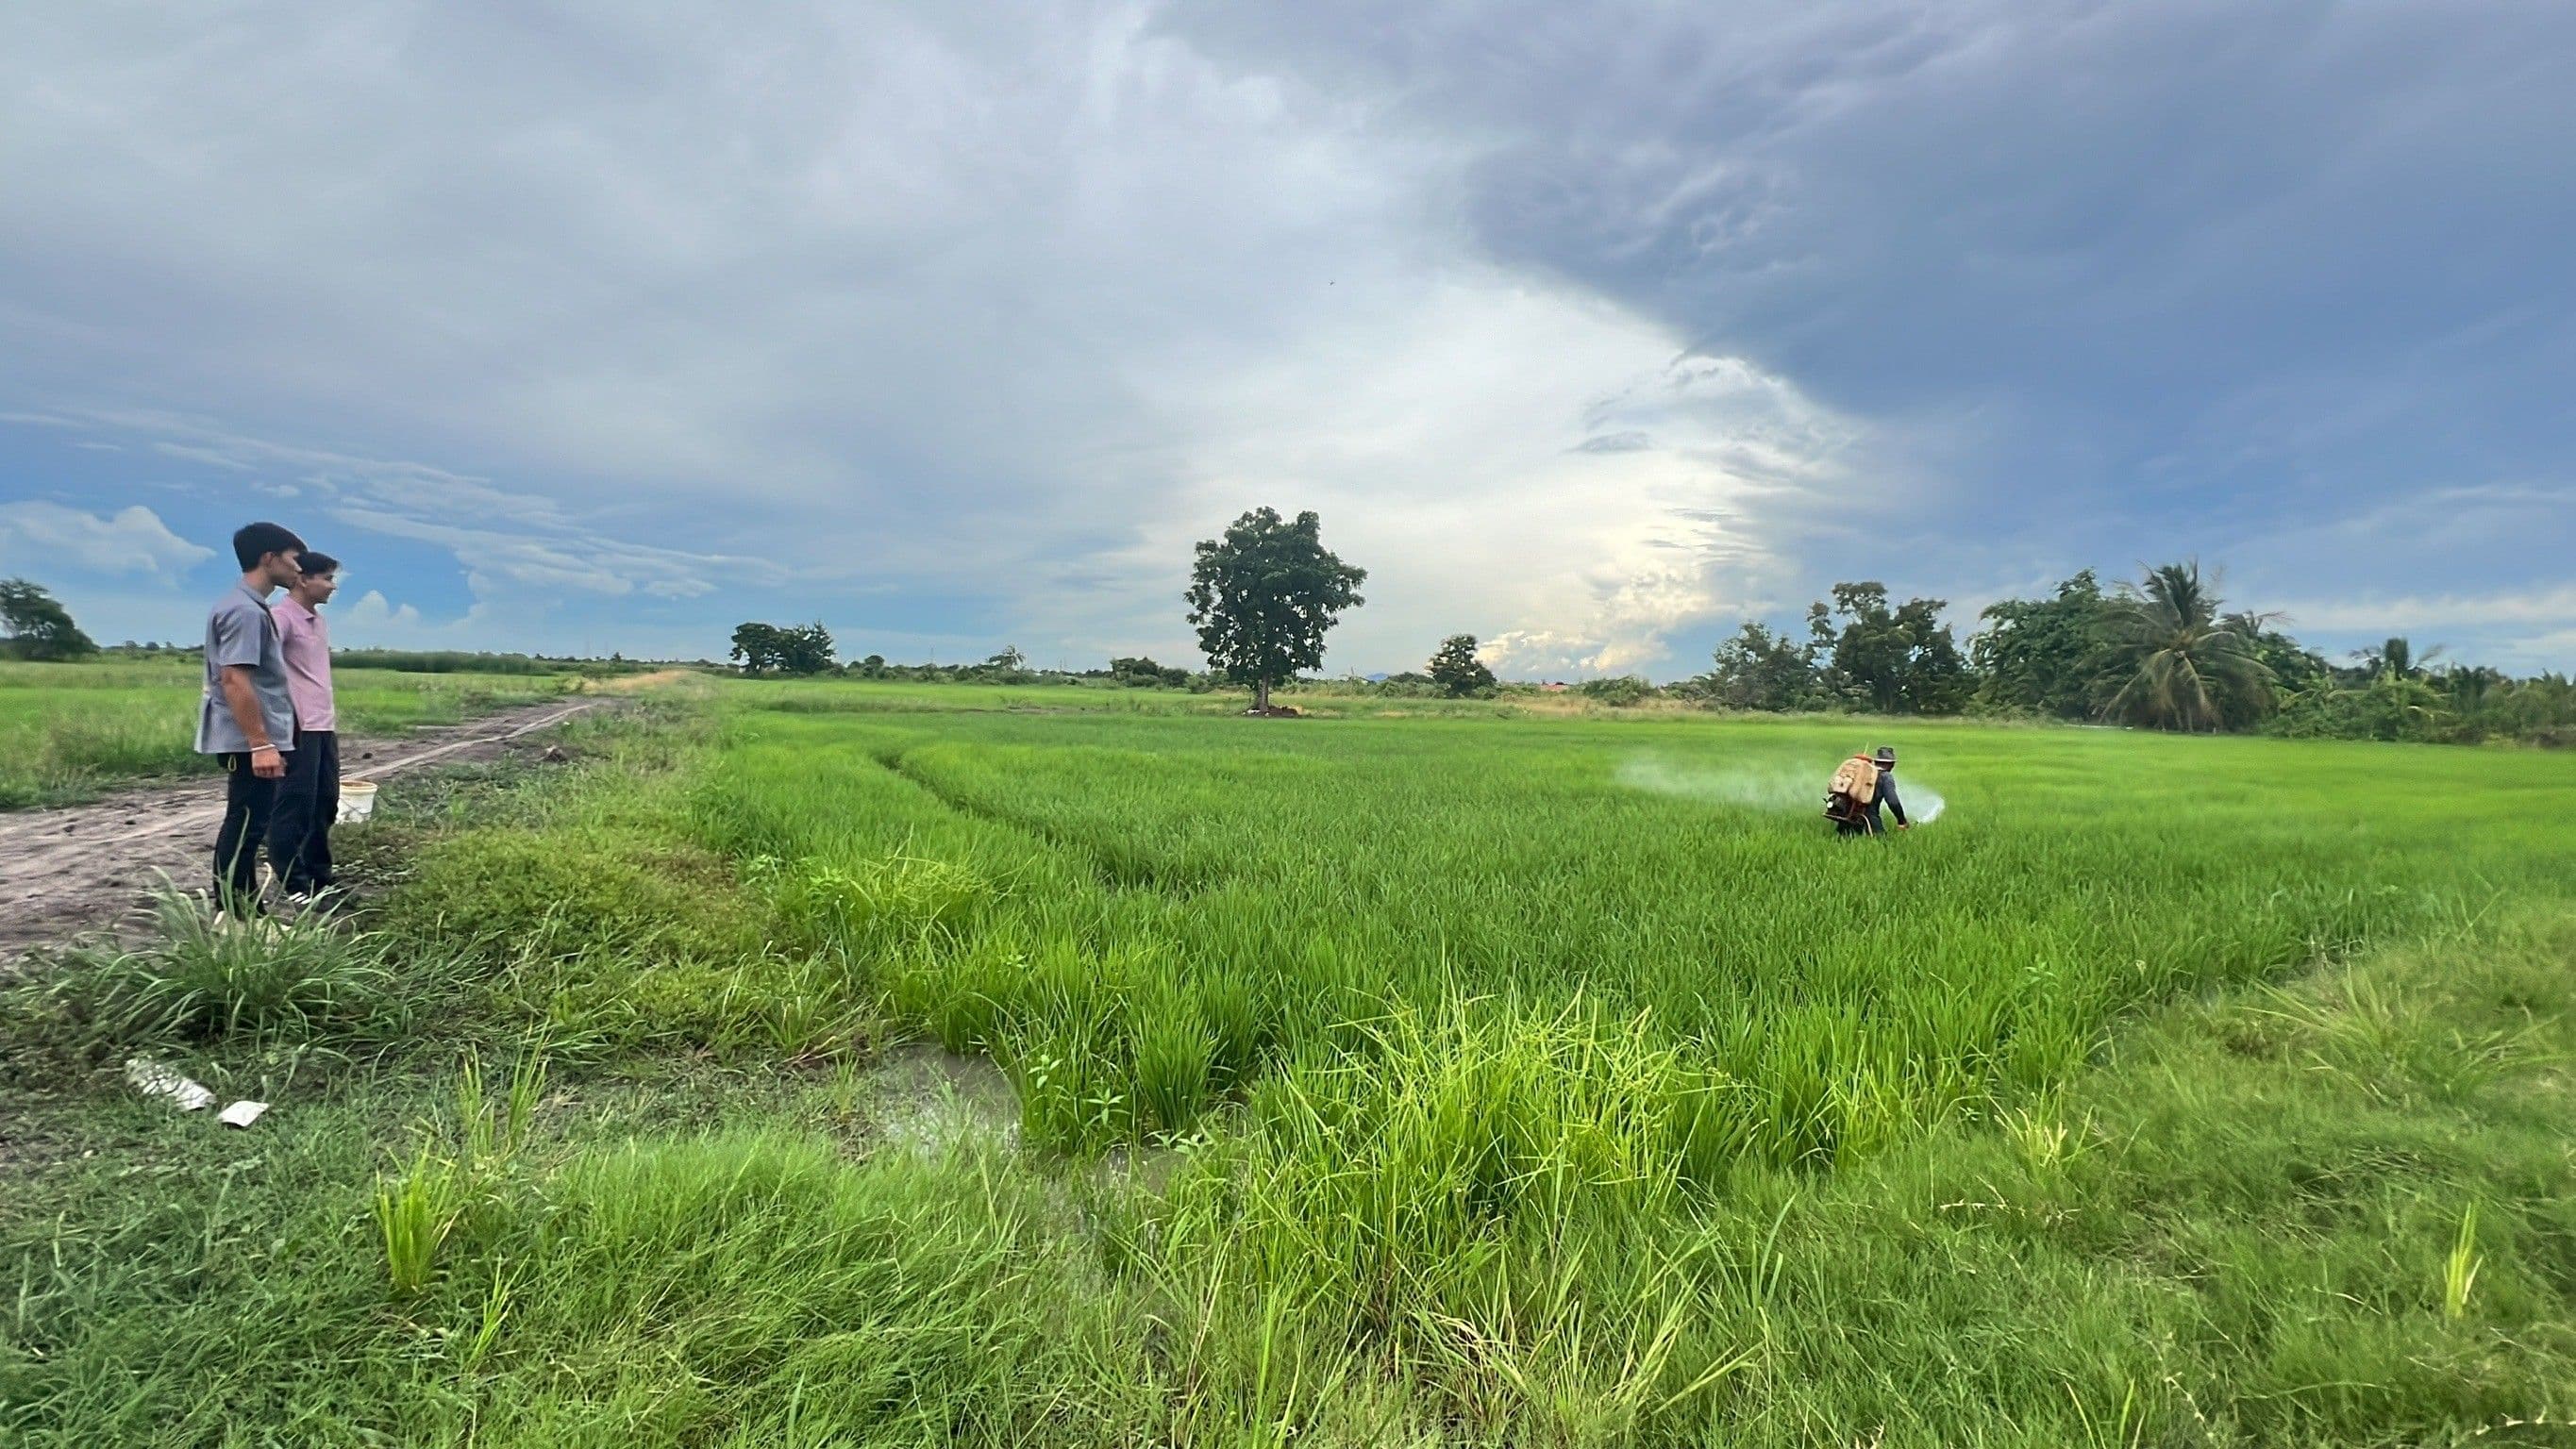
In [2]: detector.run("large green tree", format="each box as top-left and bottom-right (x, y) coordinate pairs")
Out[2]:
(1971, 570), (2112, 719)
(1427, 634), (1497, 697)
(1822, 582), (1972, 715)
(1184, 508), (1365, 712)
(2097, 561), (2274, 731)
(777, 623), (837, 675)
(1696, 621), (1821, 711)
(730, 621), (836, 675)
(1110, 656), (1190, 689)
(0, 578), (98, 660)
(2240, 618), (2331, 698)
(729, 623), (784, 675)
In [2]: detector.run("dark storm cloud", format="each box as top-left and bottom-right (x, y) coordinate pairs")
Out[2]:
(1168, 0), (2576, 664)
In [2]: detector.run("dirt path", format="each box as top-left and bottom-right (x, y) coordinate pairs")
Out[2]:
(0, 699), (602, 962)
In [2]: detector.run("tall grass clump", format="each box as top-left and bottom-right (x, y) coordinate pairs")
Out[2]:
(372, 1052), (551, 1295)
(376, 1130), (1162, 1443)
(1140, 1000), (1765, 1438)
(372, 737), (845, 1061)
(750, 847), (999, 959)
(3, 891), (444, 1062)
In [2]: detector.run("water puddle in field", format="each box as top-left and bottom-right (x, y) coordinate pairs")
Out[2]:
(865, 1043), (1185, 1202)
(871, 1042), (1021, 1156)
(1616, 754), (1948, 822)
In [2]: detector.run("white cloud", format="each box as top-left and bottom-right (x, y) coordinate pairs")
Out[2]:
(2273, 584), (2576, 635)
(0, 2), (1858, 670)
(326, 588), (492, 651)
(2255, 582), (2576, 674)
(338, 590), (425, 631)
(18, 408), (738, 607)
(0, 501), (214, 576)
(1040, 292), (1863, 677)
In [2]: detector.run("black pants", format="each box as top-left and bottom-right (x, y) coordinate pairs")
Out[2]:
(215, 751), (284, 907)
(268, 728), (339, 893)
(1833, 805), (1883, 836)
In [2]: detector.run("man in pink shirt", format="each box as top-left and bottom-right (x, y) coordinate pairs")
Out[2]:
(267, 550), (342, 901)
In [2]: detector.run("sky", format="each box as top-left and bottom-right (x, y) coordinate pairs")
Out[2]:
(4, 1), (2571, 677)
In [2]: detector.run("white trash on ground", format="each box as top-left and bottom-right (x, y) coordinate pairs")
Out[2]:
(218, 1100), (270, 1128)
(125, 1058), (214, 1111)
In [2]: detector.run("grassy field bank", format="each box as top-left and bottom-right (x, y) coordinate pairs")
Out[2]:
(0, 658), (577, 808)
(3, 682), (2569, 1445)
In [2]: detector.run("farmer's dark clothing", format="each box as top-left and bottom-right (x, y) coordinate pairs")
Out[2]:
(1868, 773), (1908, 831)
(215, 752), (283, 906)
(1834, 771), (1908, 836)
(268, 727), (340, 893)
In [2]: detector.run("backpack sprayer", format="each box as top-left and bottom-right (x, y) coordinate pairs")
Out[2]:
(1824, 746), (1899, 829)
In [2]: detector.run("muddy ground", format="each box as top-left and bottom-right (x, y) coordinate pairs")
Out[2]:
(0, 699), (601, 963)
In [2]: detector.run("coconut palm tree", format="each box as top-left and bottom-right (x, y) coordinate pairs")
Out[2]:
(2096, 561), (2275, 732)
(2359, 636), (2445, 681)
(2441, 662), (2506, 710)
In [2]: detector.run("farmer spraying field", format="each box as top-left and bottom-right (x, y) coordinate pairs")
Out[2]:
(1825, 745), (1910, 836)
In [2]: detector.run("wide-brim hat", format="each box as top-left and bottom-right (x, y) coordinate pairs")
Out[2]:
(1873, 746), (1897, 765)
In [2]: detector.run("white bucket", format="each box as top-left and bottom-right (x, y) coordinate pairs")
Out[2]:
(337, 778), (379, 824)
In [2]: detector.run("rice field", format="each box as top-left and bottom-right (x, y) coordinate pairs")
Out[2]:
(701, 686), (2565, 1161)
(5, 680), (2571, 1446)
(0, 658), (571, 807)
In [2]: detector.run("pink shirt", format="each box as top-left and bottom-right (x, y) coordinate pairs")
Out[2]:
(274, 597), (335, 732)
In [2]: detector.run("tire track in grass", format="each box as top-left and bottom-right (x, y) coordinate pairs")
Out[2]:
(864, 741), (1216, 905)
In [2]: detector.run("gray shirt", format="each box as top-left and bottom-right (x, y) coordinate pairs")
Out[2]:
(195, 582), (298, 755)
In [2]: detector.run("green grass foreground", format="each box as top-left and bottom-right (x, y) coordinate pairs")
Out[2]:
(3, 683), (2571, 1446)
(0, 658), (578, 808)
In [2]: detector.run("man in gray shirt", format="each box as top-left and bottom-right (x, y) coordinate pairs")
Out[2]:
(198, 521), (306, 909)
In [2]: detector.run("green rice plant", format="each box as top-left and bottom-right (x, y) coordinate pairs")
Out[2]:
(458, 1269), (521, 1374)
(930, 940), (1020, 1053)
(1658, 1067), (1756, 1191)
(1004, 1034), (1133, 1151)
(505, 1050), (548, 1151)
(456, 1051), (495, 1164)
(2444, 1201), (2484, 1321)
(451, 1049), (551, 1167)
(877, 933), (1027, 1054)
(1999, 1105), (2083, 1174)
(375, 1144), (460, 1295)
(1130, 979), (1215, 1139)
(378, 1052), (556, 1296)
(1196, 971), (1269, 1090)
(44, 710), (191, 782)
(754, 848), (998, 958)
(703, 698), (2576, 1176)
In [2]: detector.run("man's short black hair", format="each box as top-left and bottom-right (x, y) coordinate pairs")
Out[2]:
(232, 521), (307, 572)
(298, 550), (341, 577)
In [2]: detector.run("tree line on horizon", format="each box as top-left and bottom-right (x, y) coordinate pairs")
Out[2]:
(12, 509), (2569, 747)
(727, 524), (2571, 745)
(1679, 561), (2574, 745)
